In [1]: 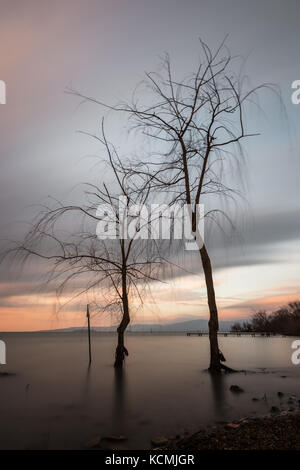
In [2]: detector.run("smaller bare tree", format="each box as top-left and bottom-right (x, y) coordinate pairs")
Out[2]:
(5, 122), (161, 368)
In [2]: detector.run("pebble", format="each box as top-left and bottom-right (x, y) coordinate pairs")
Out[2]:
(151, 436), (169, 447)
(229, 385), (244, 393)
(270, 406), (280, 413)
(84, 435), (101, 449)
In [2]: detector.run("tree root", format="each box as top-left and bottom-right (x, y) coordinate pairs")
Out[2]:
(220, 363), (238, 373)
(207, 349), (238, 373)
(206, 363), (239, 374)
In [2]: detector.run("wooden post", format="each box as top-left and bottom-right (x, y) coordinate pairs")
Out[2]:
(87, 304), (92, 364)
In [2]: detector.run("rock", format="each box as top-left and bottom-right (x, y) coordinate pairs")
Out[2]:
(277, 392), (284, 398)
(84, 435), (101, 449)
(270, 406), (280, 413)
(151, 436), (169, 447)
(280, 375), (287, 378)
(226, 423), (240, 429)
(238, 417), (248, 423)
(103, 435), (127, 442)
(99, 435), (128, 450)
(230, 385), (244, 393)
(252, 397), (259, 401)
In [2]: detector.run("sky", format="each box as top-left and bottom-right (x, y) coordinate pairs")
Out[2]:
(0, 0), (299, 330)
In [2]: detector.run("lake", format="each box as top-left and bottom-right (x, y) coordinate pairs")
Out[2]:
(0, 332), (299, 449)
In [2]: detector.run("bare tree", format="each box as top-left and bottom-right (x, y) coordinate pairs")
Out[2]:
(236, 303), (300, 336)
(68, 39), (275, 372)
(6, 123), (161, 368)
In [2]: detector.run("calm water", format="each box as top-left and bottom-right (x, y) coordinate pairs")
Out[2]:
(0, 332), (299, 449)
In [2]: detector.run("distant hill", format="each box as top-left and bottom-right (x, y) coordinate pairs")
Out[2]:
(127, 318), (236, 332)
(20, 318), (237, 334)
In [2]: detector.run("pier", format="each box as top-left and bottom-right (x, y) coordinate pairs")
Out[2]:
(186, 331), (279, 337)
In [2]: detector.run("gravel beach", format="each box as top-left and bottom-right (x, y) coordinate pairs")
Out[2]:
(166, 411), (300, 450)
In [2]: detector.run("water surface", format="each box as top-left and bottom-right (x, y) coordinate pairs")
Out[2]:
(0, 333), (299, 449)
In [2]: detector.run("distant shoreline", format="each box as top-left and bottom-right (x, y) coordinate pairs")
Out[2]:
(0, 318), (237, 335)
(1, 329), (299, 337)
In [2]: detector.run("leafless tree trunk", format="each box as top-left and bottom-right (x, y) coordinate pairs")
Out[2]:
(115, 264), (130, 367)
(200, 244), (220, 371)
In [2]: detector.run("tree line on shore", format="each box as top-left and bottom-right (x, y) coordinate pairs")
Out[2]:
(231, 302), (300, 336)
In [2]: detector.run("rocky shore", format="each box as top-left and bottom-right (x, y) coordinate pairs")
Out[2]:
(164, 411), (300, 450)
(85, 389), (300, 450)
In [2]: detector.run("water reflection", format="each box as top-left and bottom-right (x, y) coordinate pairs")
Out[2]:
(209, 372), (227, 420)
(112, 368), (127, 434)
(80, 363), (92, 403)
(0, 334), (298, 449)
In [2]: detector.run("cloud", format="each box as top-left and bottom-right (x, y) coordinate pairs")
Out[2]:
(1, 0), (300, 329)
(220, 281), (300, 319)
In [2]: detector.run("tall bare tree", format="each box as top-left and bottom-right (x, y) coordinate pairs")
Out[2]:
(6, 123), (160, 368)
(69, 39), (274, 372)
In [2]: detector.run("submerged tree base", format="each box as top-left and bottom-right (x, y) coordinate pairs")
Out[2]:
(220, 363), (238, 373)
(114, 346), (129, 368)
(207, 364), (238, 374)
